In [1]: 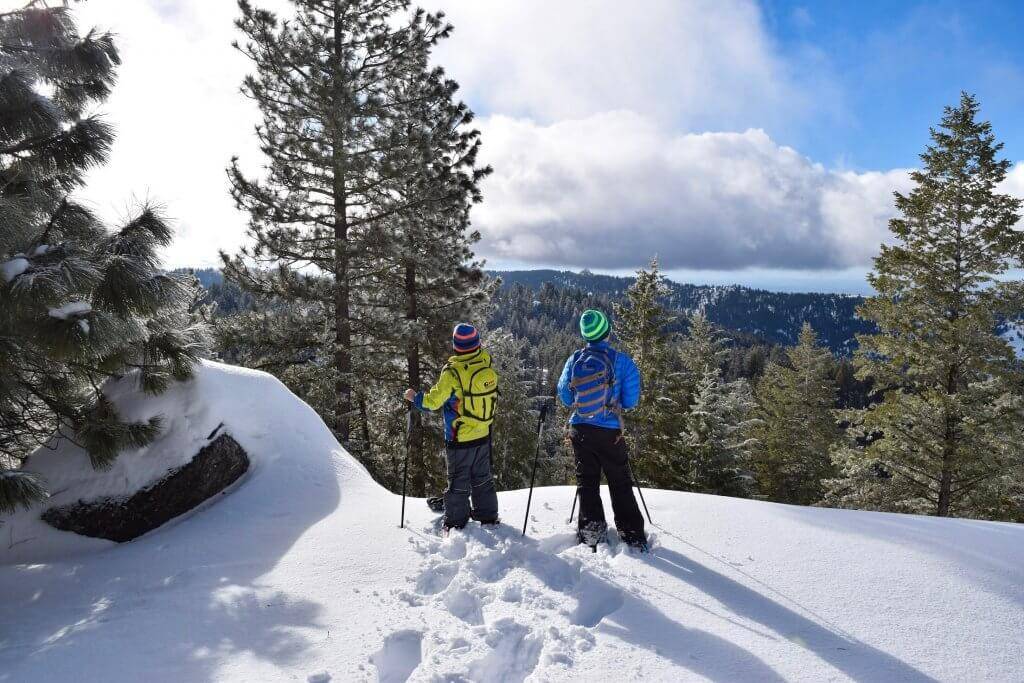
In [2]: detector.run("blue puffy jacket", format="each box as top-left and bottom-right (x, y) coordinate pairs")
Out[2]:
(557, 341), (641, 430)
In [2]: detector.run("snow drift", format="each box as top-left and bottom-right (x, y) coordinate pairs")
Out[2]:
(2, 361), (1023, 682)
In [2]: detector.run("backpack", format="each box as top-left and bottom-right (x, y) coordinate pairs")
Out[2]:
(569, 346), (621, 425)
(448, 354), (498, 426)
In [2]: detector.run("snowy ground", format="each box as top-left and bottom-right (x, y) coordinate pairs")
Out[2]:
(2, 362), (1023, 682)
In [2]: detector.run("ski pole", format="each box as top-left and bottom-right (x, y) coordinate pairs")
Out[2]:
(400, 403), (415, 529)
(627, 458), (653, 524)
(568, 489), (578, 523)
(521, 401), (550, 537)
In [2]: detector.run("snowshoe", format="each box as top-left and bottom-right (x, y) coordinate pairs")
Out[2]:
(577, 522), (608, 552)
(426, 496), (445, 513)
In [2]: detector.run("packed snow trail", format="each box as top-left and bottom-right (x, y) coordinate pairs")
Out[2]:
(2, 362), (1023, 681)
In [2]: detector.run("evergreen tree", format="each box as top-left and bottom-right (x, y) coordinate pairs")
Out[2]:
(677, 367), (758, 497)
(613, 258), (674, 483)
(362, 30), (492, 494)
(750, 323), (839, 504)
(224, 0), (453, 450)
(0, 3), (207, 512)
(677, 312), (729, 400)
(484, 329), (539, 490)
(663, 314), (757, 495)
(826, 93), (1024, 519)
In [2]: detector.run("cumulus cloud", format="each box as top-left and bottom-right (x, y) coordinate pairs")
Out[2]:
(71, 0), (289, 268)
(428, 0), (839, 134)
(475, 111), (914, 269)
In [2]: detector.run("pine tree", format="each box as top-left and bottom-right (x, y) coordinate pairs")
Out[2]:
(826, 93), (1024, 519)
(677, 367), (758, 497)
(0, 3), (207, 513)
(677, 312), (729, 401)
(484, 329), (539, 490)
(361, 31), (492, 494)
(662, 314), (757, 495)
(224, 0), (453, 450)
(749, 323), (839, 504)
(613, 258), (675, 482)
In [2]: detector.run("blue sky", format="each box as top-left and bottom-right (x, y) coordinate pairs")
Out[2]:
(74, 1), (1024, 295)
(762, 0), (1024, 170)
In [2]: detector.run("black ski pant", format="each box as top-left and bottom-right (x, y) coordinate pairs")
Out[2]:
(570, 424), (645, 539)
(444, 437), (498, 528)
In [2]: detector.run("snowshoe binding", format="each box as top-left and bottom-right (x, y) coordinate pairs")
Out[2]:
(426, 496), (445, 513)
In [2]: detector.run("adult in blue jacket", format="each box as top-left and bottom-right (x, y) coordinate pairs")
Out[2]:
(557, 309), (646, 549)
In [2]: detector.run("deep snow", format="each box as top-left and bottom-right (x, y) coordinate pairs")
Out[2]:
(2, 361), (1023, 682)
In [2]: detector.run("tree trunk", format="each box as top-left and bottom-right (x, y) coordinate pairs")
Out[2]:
(331, 5), (351, 447)
(358, 394), (372, 458)
(937, 365), (958, 517)
(405, 258), (426, 496)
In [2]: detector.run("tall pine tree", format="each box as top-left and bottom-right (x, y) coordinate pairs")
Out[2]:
(360, 31), (491, 494)
(827, 93), (1024, 519)
(225, 0), (455, 450)
(0, 3), (207, 512)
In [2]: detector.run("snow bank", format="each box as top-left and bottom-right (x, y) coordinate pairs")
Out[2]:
(2, 361), (1023, 682)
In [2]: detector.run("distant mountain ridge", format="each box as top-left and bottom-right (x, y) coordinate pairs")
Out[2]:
(492, 269), (872, 353)
(178, 267), (872, 353)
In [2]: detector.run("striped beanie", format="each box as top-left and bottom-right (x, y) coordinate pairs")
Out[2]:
(579, 309), (610, 342)
(452, 322), (481, 354)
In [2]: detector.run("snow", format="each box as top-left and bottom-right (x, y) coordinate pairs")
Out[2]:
(48, 301), (92, 320)
(1001, 319), (1024, 359)
(1, 256), (29, 282)
(3, 361), (1024, 682)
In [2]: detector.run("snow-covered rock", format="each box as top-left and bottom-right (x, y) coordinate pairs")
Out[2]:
(2, 361), (1023, 682)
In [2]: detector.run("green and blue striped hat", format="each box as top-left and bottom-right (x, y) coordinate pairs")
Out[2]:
(579, 309), (610, 342)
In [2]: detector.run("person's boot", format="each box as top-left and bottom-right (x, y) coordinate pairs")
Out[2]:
(620, 530), (649, 553)
(426, 496), (445, 513)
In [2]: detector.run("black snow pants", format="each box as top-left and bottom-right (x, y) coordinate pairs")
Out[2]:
(444, 436), (499, 529)
(570, 424), (645, 541)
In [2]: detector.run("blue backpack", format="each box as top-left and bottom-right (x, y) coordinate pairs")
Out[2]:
(569, 346), (622, 427)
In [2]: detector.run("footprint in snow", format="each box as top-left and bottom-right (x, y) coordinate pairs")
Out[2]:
(370, 629), (423, 683)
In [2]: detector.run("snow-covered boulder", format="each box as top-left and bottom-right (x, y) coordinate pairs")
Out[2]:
(0, 360), (363, 565)
(41, 432), (249, 542)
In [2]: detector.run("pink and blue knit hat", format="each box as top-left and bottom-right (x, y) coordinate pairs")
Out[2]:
(453, 323), (480, 354)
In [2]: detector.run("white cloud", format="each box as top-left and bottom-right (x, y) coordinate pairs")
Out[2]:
(428, 0), (836, 134)
(474, 111), (914, 269)
(71, 0), (289, 268)
(1004, 163), (1024, 199)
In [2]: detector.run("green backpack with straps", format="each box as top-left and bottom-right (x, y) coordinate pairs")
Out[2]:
(448, 353), (499, 426)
